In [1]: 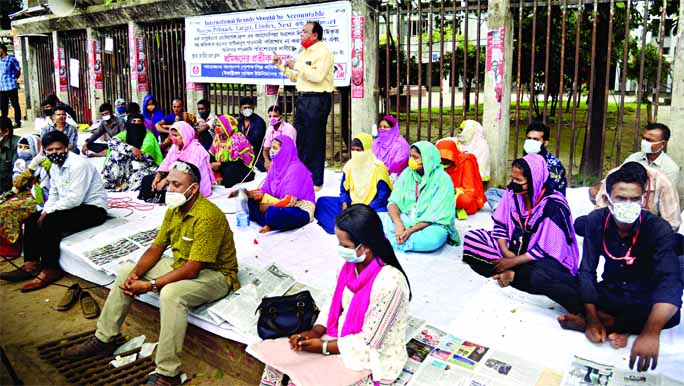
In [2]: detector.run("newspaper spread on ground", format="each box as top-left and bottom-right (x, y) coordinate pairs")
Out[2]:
(191, 266), (261, 327)
(394, 324), (562, 386)
(561, 356), (670, 386)
(207, 263), (296, 338)
(79, 228), (161, 274)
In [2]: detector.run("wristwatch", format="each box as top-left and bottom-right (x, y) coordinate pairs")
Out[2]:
(322, 340), (330, 356)
(149, 279), (158, 292)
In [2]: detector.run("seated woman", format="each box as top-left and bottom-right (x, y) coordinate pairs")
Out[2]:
(101, 114), (163, 192)
(457, 120), (490, 182)
(208, 114), (256, 188)
(372, 115), (410, 178)
(315, 133), (392, 234)
(379, 141), (457, 253)
(138, 121), (214, 202)
(253, 204), (411, 386)
(462, 154), (581, 314)
(142, 94), (164, 139)
(246, 135), (315, 233)
(436, 139), (485, 219)
(1, 136), (51, 257)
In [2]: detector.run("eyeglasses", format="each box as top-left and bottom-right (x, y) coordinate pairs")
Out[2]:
(170, 161), (199, 182)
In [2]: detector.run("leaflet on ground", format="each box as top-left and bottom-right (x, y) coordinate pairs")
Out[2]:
(395, 323), (557, 386)
(561, 356), (684, 386)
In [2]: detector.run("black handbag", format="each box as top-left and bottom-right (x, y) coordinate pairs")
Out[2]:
(256, 290), (320, 340)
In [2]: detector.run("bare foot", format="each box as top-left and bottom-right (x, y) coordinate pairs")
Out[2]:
(492, 271), (515, 287)
(608, 333), (628, 349)
(558, 313), (586, 332)
(259, 225), (272, 234)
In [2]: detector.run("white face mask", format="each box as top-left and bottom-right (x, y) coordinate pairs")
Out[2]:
(165, 183), (197, 209)
(640, 139), (662, 154)
(523, 139), (543, 154)
(337, 244), (365, 263)
(242, 108), (253, 117)
(607, 196), (642, 224)
(102, 114), (111, 121)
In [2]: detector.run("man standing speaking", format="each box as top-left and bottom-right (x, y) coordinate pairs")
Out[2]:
(273, 21), (334, 190)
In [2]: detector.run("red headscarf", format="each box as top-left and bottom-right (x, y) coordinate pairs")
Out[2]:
(436, 139), (486, 214)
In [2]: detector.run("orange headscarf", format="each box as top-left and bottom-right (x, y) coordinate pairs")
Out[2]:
(436, 139), (486, 215)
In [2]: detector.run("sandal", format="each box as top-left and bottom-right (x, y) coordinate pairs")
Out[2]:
(80, 291), (101, 319)
(57, 283), (82, 311)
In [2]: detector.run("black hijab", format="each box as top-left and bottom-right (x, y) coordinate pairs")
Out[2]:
(126, 113), (147, 149)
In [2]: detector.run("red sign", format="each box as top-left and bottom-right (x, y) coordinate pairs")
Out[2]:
(486, 27), (505, 120)
(58, 47), (67, 92)
(136, 37), (148, 92)
(351, 16), (364, 99)
(91, 40), (103, 90)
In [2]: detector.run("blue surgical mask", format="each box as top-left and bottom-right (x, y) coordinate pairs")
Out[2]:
(269, 149), (278, 159)
(337, 244), (365, 263)
(116, 106), (126, 114)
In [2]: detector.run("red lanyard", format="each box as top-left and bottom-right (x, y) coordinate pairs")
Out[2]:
(515, 188), (546, 230)
(415, 181), (420, 201)
(602, 213), (641, 265)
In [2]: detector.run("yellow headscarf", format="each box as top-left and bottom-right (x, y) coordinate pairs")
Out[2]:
(343, 133), (393, 205)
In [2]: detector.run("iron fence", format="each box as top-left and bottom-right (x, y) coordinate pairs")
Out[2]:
(376, 0), (674, 182)
(101, 25), (131, 106)
(61, 30), (91, 124)
(142, 20), (186, 116)
(32, 36), (55, 102)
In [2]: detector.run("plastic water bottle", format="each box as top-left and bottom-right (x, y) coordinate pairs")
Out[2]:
(236, 189), (250, 228)
(371, 124), (378, 138)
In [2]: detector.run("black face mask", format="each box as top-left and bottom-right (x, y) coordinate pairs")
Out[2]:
(47, 151), (68, 166)
(198, 111), (210, 120)
(43, 109), (53, 117)
(507, 181), (526, 194)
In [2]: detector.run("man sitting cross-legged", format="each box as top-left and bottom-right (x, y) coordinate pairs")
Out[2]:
(558, 163), (682, 372)
(62, 160), (240, 386)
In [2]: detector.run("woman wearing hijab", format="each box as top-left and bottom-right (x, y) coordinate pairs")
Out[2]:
(253, 205), (411, 386)
(457, 120), (490, 182)
(436, 139), (486, 219)
(1, 135), (51, 257)
(462, 154), (581, 314)
(101, 114), (163, 192)
(379, 141), (458, 253)
(372, 115), (410, 178)
(246, 135), (315, 233)
(315, 133), (393, 234)
(139, 121), (214, 201)
(208, 114), (255, 188)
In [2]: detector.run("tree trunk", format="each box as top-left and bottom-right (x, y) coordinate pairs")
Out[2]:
(580, 3), (610, 179)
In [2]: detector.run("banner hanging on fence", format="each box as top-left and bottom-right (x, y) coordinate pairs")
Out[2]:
(486, 27), (505, 121)
(184, 0), (352, 86)
(351, 15), (364, 98)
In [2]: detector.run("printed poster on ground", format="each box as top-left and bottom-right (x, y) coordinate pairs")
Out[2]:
(184, 0), (352, 86)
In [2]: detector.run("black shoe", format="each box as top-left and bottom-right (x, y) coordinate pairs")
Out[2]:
(13, 122), (21, 128)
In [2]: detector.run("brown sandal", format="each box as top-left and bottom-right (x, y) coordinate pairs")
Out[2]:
(80, 291), (100, 319)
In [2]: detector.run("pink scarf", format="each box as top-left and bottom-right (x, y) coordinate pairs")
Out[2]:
(327, 258), (384, 338)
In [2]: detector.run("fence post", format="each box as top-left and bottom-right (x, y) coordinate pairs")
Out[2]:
(483, 0), (513, 187)
(350, 0), (378, 137)
(86, 28), (103, 123)
(665, 0), (684, 204)
(25, 38), (40, 121)
(52, 31), (68, 108)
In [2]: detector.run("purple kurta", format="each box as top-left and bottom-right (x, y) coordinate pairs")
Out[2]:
(463, 154), (579, 275)
(262, 135), (315, 203)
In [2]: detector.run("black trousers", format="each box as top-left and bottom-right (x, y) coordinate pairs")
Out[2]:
(294, 93), (332, 187)
(218, 161), (254, 188)
(86, 142), (109, 153)
(0, 87), (21, 124)
(464, 254), (582, 314)
(23, 205), (107, 269)
(595, 283), (681, 334)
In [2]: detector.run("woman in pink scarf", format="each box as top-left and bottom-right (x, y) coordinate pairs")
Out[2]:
(252, 205), (411, 386)
(372, 115), (410, 177)
(139, 121), (214, 201)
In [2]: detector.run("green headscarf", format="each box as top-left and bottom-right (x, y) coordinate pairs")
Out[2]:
(388, 141), (458, 241)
